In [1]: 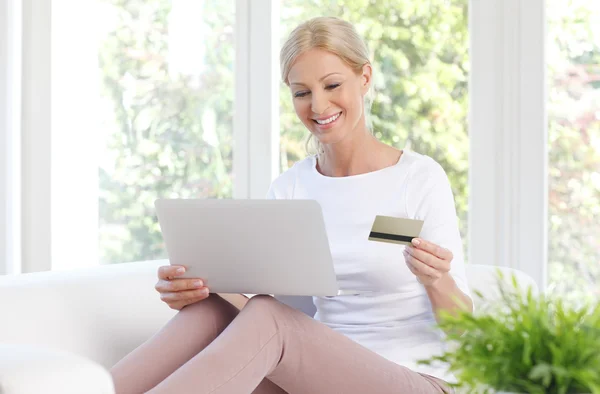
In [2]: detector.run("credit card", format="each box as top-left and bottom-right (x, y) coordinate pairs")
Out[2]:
(368, 215), (424, 246)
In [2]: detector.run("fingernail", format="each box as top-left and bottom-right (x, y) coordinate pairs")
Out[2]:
(412, 238), (421, 247)
(201, 288), (209, 294)
(405, 247), (413, 254)
(176, 267), (185, 274)
(193, 280), (204, 287)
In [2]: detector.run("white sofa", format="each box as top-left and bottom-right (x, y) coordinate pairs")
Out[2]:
(0, 260), (537, 394)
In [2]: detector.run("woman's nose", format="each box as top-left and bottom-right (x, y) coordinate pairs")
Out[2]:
(311, 92), (329, 115)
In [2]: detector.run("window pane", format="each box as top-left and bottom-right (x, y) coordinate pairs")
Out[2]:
(279, 1), (470, 254)
(51, 0), (235, 267)
(547, 1), (600, 302)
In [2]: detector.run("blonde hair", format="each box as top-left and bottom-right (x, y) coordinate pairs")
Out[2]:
(280, 17), (374, 154)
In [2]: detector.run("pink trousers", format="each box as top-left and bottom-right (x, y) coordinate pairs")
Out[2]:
(110, 294), (453, 394)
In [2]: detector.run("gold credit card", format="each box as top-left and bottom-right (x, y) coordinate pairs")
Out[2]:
(368, 215), (424, 246)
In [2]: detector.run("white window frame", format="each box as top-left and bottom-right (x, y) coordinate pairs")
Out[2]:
(8, 0), (548, 285)
(17, 0), (53, 274)
(0, 0), (22, 275)
(469, 0), (547, 288)
(234, 0), (280, 199)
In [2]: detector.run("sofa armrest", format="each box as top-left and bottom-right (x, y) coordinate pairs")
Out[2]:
(0, 344), (114, 394)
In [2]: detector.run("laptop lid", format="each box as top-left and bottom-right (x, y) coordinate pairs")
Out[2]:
(154, 199), (340, 297)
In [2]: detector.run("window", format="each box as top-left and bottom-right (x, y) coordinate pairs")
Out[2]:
(7, 0), (560, 284)
(279, 1), (470, 254)
(547, 0), (600, 302)
(51, 0), (235, 268)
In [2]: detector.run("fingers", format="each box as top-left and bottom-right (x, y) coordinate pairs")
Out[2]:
(404, 246), (451, 273)
(411, 238), (453, 261)
(158, 265), (187, 280)
(159, 287), (210, 303)
(155, 277), (205, 293)
(404, 250), (441, 279)
(156, 265), (210, 310)
(160, 287), (211, 311)
(405, 261), (434, 284)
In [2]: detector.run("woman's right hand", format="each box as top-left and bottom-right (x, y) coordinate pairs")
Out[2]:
(155, 265), (211, 310)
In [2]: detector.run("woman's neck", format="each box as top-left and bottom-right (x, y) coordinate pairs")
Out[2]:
(317, 132), (392, 177)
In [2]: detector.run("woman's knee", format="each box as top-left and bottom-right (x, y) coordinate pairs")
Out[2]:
(246, 294), (278, 307)
(244, 295), (284, 318)
(244, 295), (303, 327)
(179, 294), (239, 328)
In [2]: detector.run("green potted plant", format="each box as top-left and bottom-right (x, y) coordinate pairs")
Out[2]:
(420, 272), (600, 394)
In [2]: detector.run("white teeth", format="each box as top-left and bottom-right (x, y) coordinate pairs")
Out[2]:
(315, 112), (341, 125)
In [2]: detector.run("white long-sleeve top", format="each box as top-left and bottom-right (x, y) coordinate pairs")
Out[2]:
(266, 149), (472, 382)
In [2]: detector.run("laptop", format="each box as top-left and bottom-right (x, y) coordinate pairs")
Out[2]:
(154, 199), (360, 297)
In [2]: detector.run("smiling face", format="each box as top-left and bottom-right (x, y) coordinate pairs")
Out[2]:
(287, 49), (372, 147)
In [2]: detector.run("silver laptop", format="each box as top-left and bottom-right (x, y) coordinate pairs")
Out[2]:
(155, 199), (359, 297)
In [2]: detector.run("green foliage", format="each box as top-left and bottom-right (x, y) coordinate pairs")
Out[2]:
(420, 272), (600, 394)
(546, 0), (600, 305)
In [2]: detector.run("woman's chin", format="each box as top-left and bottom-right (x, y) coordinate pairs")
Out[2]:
(312, 124), (342, 142)
(313, 133), (344, 148)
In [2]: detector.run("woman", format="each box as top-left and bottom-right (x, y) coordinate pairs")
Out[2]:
(110, 16), (473, 394)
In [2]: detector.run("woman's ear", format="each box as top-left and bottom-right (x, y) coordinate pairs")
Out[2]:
(360, 63), (373, 95)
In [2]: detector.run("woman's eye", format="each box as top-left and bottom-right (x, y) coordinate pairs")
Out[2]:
(293, 84), (340, 98)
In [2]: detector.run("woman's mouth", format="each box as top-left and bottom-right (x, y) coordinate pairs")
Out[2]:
(313, 112), (342, 129)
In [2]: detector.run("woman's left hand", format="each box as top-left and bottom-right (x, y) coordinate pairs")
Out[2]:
(403, 238), (453, 287)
